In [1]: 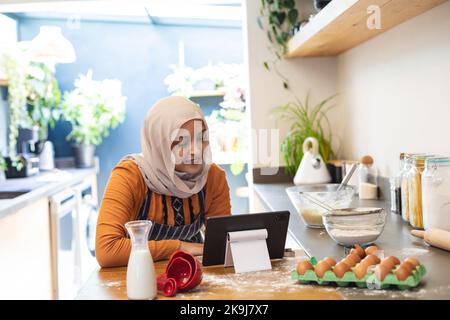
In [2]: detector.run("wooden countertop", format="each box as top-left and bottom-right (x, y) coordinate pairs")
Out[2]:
(76, 251), (343, 300)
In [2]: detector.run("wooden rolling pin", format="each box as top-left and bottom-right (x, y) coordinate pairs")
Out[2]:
(411, 228), (450, 252)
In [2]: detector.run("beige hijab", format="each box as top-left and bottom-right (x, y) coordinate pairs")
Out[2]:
(124, 96), (212, 198)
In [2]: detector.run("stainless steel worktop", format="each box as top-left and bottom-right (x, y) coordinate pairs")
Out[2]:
(254, 182), (450, 299)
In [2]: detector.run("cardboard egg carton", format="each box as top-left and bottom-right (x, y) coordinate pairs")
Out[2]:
(291, 256), (426, 290)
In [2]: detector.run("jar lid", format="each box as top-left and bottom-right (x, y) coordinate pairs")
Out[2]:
(361, 155), (374, 165)
(425, 157), (450, 166)
(412, 154), (436, 166)
(404, 153), (427, 161)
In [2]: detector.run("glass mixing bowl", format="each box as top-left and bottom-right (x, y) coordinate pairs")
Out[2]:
(323, 207), (387, 247)
(286, 184), (355, 228)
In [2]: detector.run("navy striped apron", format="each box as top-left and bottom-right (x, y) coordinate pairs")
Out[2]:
(137, 189), (205, 243)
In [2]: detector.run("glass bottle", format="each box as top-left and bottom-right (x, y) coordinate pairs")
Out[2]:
(400, 154), (414, 222)
(390, 176), (401, 214)
(391, 153), (405, 214)
(125, 220), (156, 300)
(358, 155), (378, 200)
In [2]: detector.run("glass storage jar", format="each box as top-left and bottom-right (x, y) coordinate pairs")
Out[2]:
(358, 155), (378, 200)
(422, 157), (450, 231)
(400, 154), (414, 222)
(408, 155), (435, 229)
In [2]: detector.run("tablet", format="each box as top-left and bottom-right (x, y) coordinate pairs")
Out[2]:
(202, 211), (290, 267)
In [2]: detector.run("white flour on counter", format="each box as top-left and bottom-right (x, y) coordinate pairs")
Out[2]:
(397, 247), (429, 256)
(328, 229), (380, 246)
(175, 256), (336, 299)
(102, 280), (124, 288)
(338, 285), (450, 300)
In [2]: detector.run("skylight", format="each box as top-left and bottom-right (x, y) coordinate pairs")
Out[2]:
(0, 0), (243, 26)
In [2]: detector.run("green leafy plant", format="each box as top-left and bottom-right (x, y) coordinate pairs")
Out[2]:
(258, 0), (300, 89)
(61, 70), (127, 146)
(25, 61), (62, 139)
(272, 92), (337, 176)
(1, 49), (29, 170)
(1, 46), (62, 171)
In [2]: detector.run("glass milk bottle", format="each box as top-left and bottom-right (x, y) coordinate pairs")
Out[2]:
(125, 220), (156, 300)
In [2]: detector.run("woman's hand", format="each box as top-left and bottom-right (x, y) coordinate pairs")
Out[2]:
(179, 241), (204, 256)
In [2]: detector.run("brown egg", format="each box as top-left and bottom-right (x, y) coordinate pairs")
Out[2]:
(353, 263), (368, 279)
(296, 260), (314, 275)
(341, 258), (355, 268)
(395, 265), (413, 281)
(361, 254), (381, 267)
(333, 262), (351, 278)
(365, 245), (379, 256)
(315, 260), (332, 278)
(399, 261), (415, 273)
(380, 256), (401, 270)
(344, 253), (361, 267)
(404, 257), (420, 267)
(322, 257), (337, 267)
(350, 244), (366, 259)
(375, 263), (392, 281)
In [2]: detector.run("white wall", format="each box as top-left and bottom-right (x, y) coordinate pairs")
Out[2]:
(245, 0), (450, 178)
(337, 1), (450, 177)
(243, 0), (339, 170)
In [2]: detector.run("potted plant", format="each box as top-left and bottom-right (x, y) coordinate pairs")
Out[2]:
(1, 45), (62, 174)
(61, 70), (127, 168)
(271, 92), (337, 176)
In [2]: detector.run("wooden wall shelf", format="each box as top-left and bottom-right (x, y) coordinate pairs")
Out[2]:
(286, 0), (447, 58)
(189, 90), (226, 98)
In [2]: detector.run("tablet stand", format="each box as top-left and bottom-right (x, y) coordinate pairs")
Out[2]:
(224, 228), (272, 273)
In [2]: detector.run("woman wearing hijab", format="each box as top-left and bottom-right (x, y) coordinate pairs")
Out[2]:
(96, 96), (231, 268)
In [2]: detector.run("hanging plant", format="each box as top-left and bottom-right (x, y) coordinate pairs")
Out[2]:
(0, 43), (62, 171)
(257, 0), (299, 89)
(25, 61), (62, 140)
(1, 50), (29, 170)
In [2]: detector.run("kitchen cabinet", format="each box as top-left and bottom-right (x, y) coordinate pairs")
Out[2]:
(0, 169), (99, 299)
(0, 197), (53, 299)
(49, 174), (99, 299)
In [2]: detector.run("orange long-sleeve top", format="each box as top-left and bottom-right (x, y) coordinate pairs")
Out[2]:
(95, 160), (231, 268)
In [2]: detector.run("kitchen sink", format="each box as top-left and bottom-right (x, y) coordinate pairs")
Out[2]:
(0, 191), (31, 200)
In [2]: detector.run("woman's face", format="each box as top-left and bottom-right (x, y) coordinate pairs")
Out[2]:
(171, 119), (209, 176)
